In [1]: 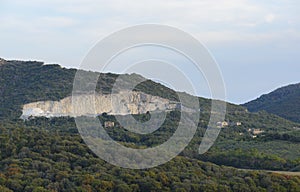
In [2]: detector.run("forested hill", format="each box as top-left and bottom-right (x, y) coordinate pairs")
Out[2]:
(0, 59), (75, 119)
(244, 83), (300, 123)
(0, 58), (244, 120)
(0, 58), (180, 120)
(0, 58), (300, 191)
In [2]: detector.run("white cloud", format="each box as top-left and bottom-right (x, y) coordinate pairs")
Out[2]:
(265, 14), (276, 23)
(38, 16), (78, 28)
(1, 0), (298, 43)
(0, 0), (299, 64)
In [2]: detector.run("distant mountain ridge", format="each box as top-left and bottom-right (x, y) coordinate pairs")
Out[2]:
(243, 83), (300, 123)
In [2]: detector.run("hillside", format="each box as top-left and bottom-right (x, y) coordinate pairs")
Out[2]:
(243, 83), (300, 123)
(1, 120), (299, 191)
(0, 58), (300, 191)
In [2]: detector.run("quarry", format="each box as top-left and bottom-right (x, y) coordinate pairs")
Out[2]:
(21, 91), (180, 119)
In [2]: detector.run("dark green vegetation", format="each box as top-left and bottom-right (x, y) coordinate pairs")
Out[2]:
(244, 83), (300, 123)
(0, 58), (300, 191)
(97, 110), (300, 171)
(0, 119), (300, 192)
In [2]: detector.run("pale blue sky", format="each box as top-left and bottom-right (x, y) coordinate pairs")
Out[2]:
(1, 0), (299, 104)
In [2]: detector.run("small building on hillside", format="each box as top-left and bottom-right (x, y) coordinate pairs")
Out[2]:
(229, 122), (242, 126)
(248, 128), (264, 135)
(104, 121), (115, 128)
(217, 121), (229, 128)
(252, 129), (264, 135)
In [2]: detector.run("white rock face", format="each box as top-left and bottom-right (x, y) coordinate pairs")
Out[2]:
(20, 91), (179, 119)
(0, 58), (6, 65)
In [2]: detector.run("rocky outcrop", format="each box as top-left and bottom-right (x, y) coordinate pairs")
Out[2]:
(0, 58), (6, 65)
(21, 91), (180, 119)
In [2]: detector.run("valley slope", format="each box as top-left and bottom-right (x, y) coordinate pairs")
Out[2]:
(0, 58), (299, 191)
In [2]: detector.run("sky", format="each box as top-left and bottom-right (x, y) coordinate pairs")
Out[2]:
(0, 0), (299, 104)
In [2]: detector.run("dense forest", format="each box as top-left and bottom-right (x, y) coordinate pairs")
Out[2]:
(0, 58), (300, 191)
(0, 119), (300, 192)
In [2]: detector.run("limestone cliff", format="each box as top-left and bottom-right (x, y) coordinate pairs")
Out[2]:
(0, 58), (6, 65)
(21, 91), (180, 119)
